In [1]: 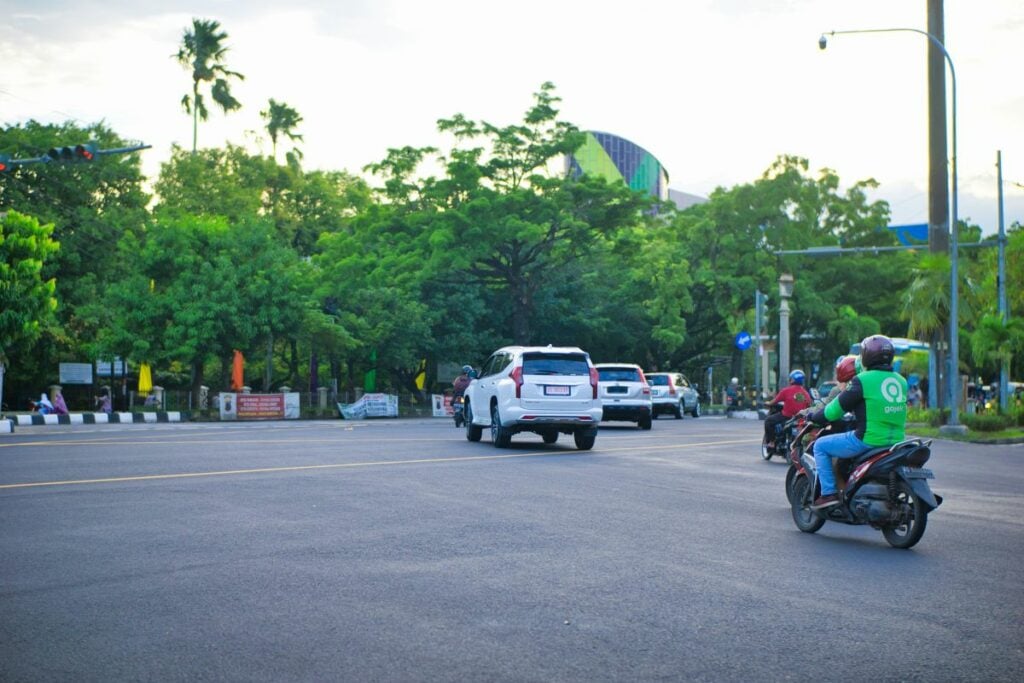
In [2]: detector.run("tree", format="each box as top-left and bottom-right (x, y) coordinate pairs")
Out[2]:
(0, 211), (59, 411)
(175, 18), (244, 153)
(260, 99), (304, 164)
(99, 214), (314, 407)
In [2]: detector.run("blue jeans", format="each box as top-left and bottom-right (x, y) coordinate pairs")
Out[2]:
(814, 430), (870, 496)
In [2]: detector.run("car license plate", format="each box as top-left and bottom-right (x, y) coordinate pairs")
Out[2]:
(607, 386), (627, 394)
(545, 385), (570, 396)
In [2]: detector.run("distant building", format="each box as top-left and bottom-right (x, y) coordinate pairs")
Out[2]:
(566, 131), (706, 210)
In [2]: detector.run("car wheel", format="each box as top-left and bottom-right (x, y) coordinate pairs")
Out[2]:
(573, 429), (596, 451)
(673, 403), (683, 419)
(490, 403), (512, 448)
(638, 414), (652, 430)
(690, 402), (701, 418)
(465, 403), (482, 442)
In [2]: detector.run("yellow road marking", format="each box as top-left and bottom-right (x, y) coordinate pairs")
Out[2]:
(0, 438), (759, 490)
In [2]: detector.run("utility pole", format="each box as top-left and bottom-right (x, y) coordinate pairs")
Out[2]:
(927, 0), (949, 411)
(997, 151), (1008, 413)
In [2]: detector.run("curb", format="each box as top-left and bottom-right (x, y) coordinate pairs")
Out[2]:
(3, 412), (186, 431)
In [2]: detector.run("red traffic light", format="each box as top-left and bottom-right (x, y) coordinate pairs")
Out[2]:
(0, 154), (10, 173)
(75, 143), (98, 161)
(47, 142), (99, 163)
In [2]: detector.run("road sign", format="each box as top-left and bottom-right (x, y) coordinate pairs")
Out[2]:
(735, 331), (753, 351)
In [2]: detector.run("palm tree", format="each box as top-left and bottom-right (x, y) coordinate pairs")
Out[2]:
(175, 18), (245, 153)
(260, 99), (304, 163)
(901, 253), (950, 408)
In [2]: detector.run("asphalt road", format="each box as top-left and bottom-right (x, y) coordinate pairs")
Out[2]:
(1, 416), (1022, 682)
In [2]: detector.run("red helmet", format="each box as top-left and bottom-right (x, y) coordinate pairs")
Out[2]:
(836, 355), (857, 383)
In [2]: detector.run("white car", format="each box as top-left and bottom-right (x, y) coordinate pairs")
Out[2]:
(464, 345), (602, 450)
(646, 371), (701, 418)
(596, 363), (653, 430)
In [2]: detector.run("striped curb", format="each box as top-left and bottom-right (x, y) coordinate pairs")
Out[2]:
(5, 412), (186, 428)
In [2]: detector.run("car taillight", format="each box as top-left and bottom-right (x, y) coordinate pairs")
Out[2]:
(668, 383), (677, 396)
(639, 370), (650, 395)
(589, 367), (599, 399)
(510, 366), (523, 398)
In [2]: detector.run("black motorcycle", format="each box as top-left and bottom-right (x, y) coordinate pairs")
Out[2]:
(761, 402), (800, 461)
(452, 394), (466, 428)
(789, 432), (942, 549)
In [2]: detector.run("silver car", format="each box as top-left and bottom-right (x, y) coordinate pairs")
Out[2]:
(646, 371), (701, 419)
(596, 363), (653, 430)
(464, 345), (602, 450)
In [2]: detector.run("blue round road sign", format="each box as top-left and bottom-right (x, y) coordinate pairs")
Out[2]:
(735, 331), (752, 350)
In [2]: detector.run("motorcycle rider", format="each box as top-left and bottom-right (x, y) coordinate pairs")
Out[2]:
(452, 365), (474, 398)
(763, 370), (812, 455)
(807, 335), (908, 509)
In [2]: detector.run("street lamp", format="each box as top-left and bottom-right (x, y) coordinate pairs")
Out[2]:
(778, 274), (794, 388)
(819, 28), (963, 430)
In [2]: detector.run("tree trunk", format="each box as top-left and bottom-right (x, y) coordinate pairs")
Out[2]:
(264, 335), (273, 391)
(190, 359), (205, 412)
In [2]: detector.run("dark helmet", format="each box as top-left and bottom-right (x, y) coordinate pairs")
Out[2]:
(860, 335), (895, 370)
(789, 369), (805, 385)
(461, 365), (473, 374)
(836, 355), (857, 383)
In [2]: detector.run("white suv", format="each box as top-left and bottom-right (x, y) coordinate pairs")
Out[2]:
(646, 371), (701, 418)
(464, 346), (602, 450)
(596, 363), (652, 430)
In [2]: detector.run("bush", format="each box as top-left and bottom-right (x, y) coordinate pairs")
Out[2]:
(906, 407), (936, 424)
(961, 412), (1014, 432)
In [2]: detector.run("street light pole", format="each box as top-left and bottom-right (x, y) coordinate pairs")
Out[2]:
(819, 27), (963, 430)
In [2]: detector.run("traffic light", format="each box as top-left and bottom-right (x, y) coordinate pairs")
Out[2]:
(0, 154), (11, 173)
(47, 142), (99, 163)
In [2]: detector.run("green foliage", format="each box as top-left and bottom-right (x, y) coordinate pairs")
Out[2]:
(960, 412), (1015, 432)
(0, 211), (59, 363)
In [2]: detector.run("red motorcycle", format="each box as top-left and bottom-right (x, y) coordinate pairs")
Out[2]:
(785, 420), (942, 549)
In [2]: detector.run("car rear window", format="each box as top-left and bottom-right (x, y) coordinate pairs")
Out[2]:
(598, 368), (641, 382)
(522, 353), (590, 376)
(647, 375), (669, 386)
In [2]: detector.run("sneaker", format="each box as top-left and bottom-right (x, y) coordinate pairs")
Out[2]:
(811, 493), (840, 510)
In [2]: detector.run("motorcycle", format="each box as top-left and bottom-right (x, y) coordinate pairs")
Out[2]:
(761, 402), (801, 461)
(787, 422), (943, 549)
(452, 394), (466, 428)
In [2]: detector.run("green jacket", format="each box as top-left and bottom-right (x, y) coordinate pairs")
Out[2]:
(818, 369), (908, 446)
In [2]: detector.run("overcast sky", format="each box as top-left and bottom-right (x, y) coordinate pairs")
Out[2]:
(3, 0), (1022, 235)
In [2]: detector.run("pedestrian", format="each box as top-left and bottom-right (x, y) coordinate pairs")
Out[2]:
(95, 387), (112, 413)
(36, 392), (55, 415)
(50, 385), (69, 415)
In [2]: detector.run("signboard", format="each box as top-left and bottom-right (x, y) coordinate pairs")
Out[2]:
(338, 393), (399, 419)
(218, 392), (300, 420)
(59, 363), (94, 385)
(432, 394), (455, 417)
(735, 331), (753, 351)
(96, 358), (127, 377)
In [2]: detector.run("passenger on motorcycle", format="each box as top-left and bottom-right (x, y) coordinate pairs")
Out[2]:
(807, 335), (908, 510)
(452, 365), (474, 398)
(763, 370), (812, 455)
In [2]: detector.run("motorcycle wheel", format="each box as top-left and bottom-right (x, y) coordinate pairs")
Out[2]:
(882, 480), (928, 549)
(465, 404), (482, 442)
(784, 465), (797, 504)
(541, 430), (558, 444)
(761, 436), (773, 461)
(791, 475), (826, 533)
(454, 413), (464, 428)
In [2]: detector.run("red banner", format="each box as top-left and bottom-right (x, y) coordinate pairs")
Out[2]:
(236, 393), (285, 419)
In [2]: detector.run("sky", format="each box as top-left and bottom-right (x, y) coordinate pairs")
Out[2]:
(2, 0), (1023, 235)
